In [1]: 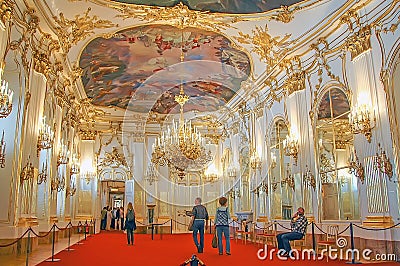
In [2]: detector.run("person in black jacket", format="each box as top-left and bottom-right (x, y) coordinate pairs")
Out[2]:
(125, 202), (136, 245)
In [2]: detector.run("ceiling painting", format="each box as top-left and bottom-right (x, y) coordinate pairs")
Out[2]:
(79, 24), (251, 113)
(107, 0), (304, 14)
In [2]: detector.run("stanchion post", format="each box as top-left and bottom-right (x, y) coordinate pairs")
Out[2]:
(45, 224), (61, 262)
(67, 223), (74, 251)
(209, 220), (211, 234)
(25, 229), (30, 266)
(84, 220), (87, 240)
(346, 222), (361, 264)
(170, 219), (173, 235)
(312, 222), (316, 254)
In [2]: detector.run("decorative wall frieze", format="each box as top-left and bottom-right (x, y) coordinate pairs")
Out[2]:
(345, 25), (372, 61)
(113, 2), (242, 32)
(99, 147), (127, 168)
(53, 7), (118, 53)
(234, 24), (291, 70)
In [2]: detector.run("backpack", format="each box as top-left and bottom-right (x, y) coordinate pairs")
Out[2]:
(127, 209), (135, 222)
(215, 209), (228, 226)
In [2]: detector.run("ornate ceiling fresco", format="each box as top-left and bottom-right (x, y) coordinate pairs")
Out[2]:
(79, 24), (251, 113)
(108, 0), (304, 14)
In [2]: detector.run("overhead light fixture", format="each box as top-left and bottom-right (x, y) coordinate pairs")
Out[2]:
(151, 29), (212, 178)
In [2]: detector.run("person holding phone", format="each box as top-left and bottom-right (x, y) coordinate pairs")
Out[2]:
(276, 207), (308, 256)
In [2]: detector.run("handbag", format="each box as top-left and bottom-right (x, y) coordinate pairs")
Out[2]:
(188, 217), (194, 231)
(212, 232), (218, 248)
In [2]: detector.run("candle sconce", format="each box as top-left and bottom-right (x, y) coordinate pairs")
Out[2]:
(302, 165), (316, 190)
(374, 143), (393, 181)
(348, 149), (365, 184)
(37, 116), (54, 156)
(37, 161), (48, 185)
(0, 130), (5, 168)
(20, 156), (34, 185)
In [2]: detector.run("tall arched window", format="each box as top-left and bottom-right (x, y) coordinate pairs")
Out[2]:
(316, 87), (360, 220)
(269, 119), (293, 220)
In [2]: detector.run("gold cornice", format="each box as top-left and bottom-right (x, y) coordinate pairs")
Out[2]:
(52, 7), (118, 53)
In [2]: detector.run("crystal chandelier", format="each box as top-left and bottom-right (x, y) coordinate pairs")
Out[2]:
(145, 163), (158, 185)
(151, 84), (212, 178)
(0, 71), (13, 119)
(37, 116), (54, 156)
(349, 103), (375, 142)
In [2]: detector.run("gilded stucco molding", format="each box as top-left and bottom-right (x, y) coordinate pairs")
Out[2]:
(0, 0), (12, 29)
(345, 25), (372, 61)
(234, 24), (291, 71)
(52, 7), (118, 53)
(112, 2), (243, 32)
(79, 129), (97, 140)
(269, 5), (298, 24)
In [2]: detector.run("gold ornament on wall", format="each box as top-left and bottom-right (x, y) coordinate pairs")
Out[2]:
(374, 143), (393, 181)
(0, 0), (12, 30)
(53, 7), (118, 52)
(20, 156), (34, 185)
(235, 24), (291, 70)
(348, 149), (365, 184)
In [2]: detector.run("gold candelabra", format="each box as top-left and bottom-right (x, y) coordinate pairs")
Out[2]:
(283, 132), (298, 164)
(20, 156), (34, 185)
(348, 149), (365, 184)
(228, 187), (241, 199)
(70, 153), (80, 175)
(349, 103), (375, 142)
(253, 181), (268, 196)
(37, 161), (48, 185)
(227, 165), (237, 179)
(281, 163), (295, 189)
(83, 171), (96, 184)
(250, 149), (261, 170)
(374, 143), (393, 180)
(270, 150), (277, 169)
(203, 172), (218, 183)
(57, 141), (69, 166)
(0, 71), (13, 119)
(302, 165), (316, 190)
(0, 130), (5, 168)
(51, 172), (65, 192)
(66, 176), (76, 197)
(145, 163), (158, 185)
(37, 116), (54, 156)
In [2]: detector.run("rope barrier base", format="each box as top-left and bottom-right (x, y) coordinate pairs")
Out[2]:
(45, 258), (61, 262)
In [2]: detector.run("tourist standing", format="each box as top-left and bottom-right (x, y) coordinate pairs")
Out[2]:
(125, 202), (136, 245)
(214, 197), (231, 255)
(106, 206), (112, 231)
(120, 206), (125, 230)
(100, 207), (107, 230)
(191, 197), (209, 253)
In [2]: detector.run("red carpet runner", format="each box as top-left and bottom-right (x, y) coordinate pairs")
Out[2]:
(39, 231), (398, 265)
